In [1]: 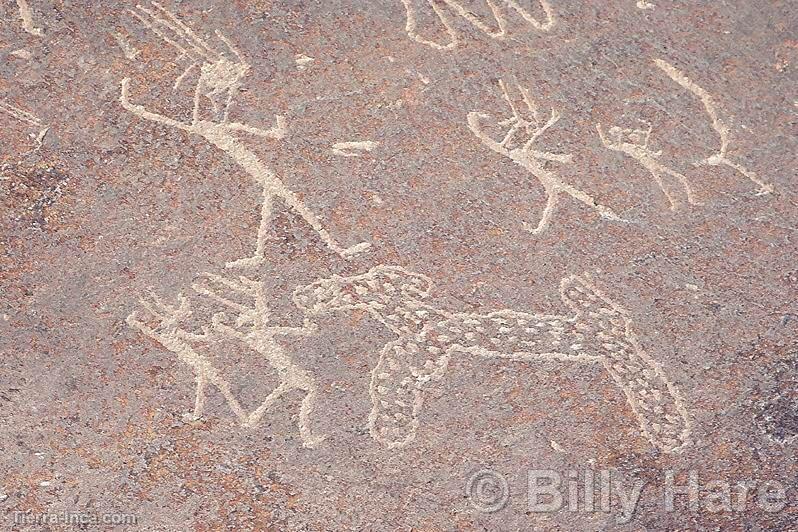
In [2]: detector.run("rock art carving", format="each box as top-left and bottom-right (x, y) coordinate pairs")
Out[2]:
(596, 121), (703, 210)
(401, 0), (555, 50)
(653, 58), (774, 195)
(0, 97), (48, 153)
(120, 2), (370, 267)
(112, 31), (141, 60)
(293, 265), (692, 454)
(331, 141), (379, 157)
(636, 0), (655, 9)
(15, 0), (42, 36)
(469, 79), (624, 234)
(127, 271), (326, 448)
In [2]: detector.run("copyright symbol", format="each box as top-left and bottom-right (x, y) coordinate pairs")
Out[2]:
(466, 468), (509, 513)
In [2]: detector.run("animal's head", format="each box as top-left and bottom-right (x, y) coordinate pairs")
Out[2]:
(293, 265), (432, 315)
(607, 123), (651, 147)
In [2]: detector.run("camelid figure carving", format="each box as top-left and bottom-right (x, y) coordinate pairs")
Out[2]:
(401, 0), (555, 50)
(120, 2), (369, 267)
(653, 58), (774, 195)
(596, 121), (703, 210)
(294, 265), (692, 453)
(127, 271), (326, 447)
(468, 80), (624, 234)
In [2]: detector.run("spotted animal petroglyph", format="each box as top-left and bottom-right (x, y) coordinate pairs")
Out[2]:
(0, 97), (48, 154)
(401, 0), (555, 50)
(469, 79), (624, 234)
(120, 2), (370, 267)
(127, 272), (326, 448)
(294, 265), (692, 454)
(596, 121), (703, 210)
(653, 58), (774, 195)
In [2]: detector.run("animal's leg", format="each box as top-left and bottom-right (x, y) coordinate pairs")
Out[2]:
(662, 166), (703, 206)
(369, 340), (429, 448)
(298, 384), (326, 448)
(559, 274), (691, 453)
(225, 190), (275, 269)
(526, 188), (558, 234)
(647, 167), (681, 210)
(185, 373), (208, 421)
(555, 181), (625, 222)
(244, 381), (290, 427)
(720, 158), (774, 195)
(274, 185), (371, 258)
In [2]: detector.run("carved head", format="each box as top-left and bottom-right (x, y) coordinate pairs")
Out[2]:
(293, 265), (432, 315)
(608, 124), (650, 147)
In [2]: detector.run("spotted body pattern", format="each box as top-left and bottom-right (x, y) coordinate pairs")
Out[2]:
(294, 265), (691, 453)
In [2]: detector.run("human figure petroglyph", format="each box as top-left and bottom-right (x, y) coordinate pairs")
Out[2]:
(120, 2), (370, 267)
(653, 58), (774, 195)
(401, 0), (555, 50)
(596, 121), (703, 210)
(468, 79), (624, 234)
(293, 265), (692, 453)
(0, 97), (48, 154)
(15, 0), (42, 35)
(127, 272), (326, 448)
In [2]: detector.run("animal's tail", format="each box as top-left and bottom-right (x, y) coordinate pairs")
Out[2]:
(560, 274), (692, 453)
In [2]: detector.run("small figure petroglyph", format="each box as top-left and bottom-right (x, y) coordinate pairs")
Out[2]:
(127, 272), (326, 447)
(469, 79), (624, 234)
(15, 0), (42, 36)
(654, 58), (774, 195)
(331, 141), (379, 157)
(636, 0), (655, 9)
(401, 0), (555, 50)
(596, 121), (703, 209)
(0, 97), (48, 153)
(121, 2), (370, 267)
(294, 265), (692, 453)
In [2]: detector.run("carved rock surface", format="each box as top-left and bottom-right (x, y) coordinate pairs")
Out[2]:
(0, 1), (795, 529)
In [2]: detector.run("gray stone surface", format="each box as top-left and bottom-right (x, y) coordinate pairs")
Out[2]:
(1, 0), (796, 529)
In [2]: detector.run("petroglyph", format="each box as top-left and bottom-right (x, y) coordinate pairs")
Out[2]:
(596, 121), (703, 210)
(121, 2), (370, 266)
(331, 141), (379, 157)
(127, 272), (326, 447)
(295, 54), (314, 70)
(469, 79), (624, 234)
(654, 58), (774, 195)
(112, 31), (141, 60)
(636, 0), (655, 9)
(0, 97), (48, 153)
(294, 265), (692, 453)
(401, 0), (555, 50)
(15, 0), (42, 36)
